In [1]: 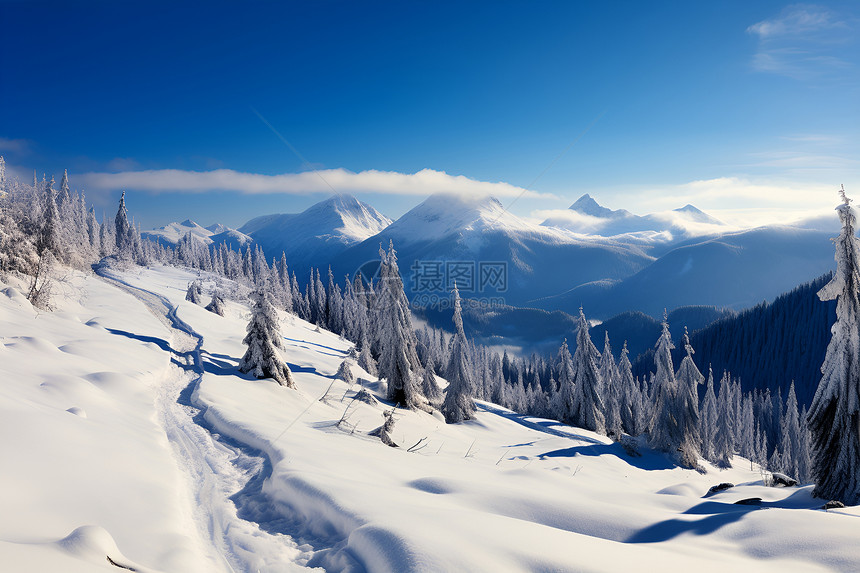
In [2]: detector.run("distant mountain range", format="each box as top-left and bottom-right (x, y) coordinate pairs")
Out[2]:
(141, 219), (253, 250)
(144, 192), (839, 326)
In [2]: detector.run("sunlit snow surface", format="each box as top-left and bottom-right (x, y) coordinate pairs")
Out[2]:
(1, 264), (859, 572)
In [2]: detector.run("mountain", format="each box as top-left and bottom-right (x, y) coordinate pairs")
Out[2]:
(142, 219), (253, 249)
(541, 194), (727, 250)
(537, 225), (836, 320)
(331, 193), (654, 307)
(239, 194), (392, 273)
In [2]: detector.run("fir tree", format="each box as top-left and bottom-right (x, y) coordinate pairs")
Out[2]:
(442, 283), (477, 423)
(375, 242), (424, 409)
(675, 327), (704, 468)
(600, 332), (623, 438)
(570, 308), (605, 433)
(809, 188), (860, 504)
(114, 190), (132, 256)
(238, 286), (295, 387)
(205, 291), (227, 316)
(649, 313), (680, 454)
(700, 366), (718, 462)
(335, 359), (356, 386)
(552, 338), (576, 423)
(421, 356), (443, 406)
(617, 341), (643, 435)
(713, 372), (735, 468)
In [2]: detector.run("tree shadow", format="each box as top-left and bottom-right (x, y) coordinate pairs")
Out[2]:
(283, 336), (347, 356)
(105, 327), (175, 354)
(538, 443), (677, 471)
(627, 507), (758, 543)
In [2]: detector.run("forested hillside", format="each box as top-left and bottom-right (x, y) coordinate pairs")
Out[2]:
(633, 273), (836, 406)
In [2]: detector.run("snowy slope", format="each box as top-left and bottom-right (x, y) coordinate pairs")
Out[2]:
(332, 193), (653, 307)
(240, 194), (392, 274)
(5, 264), (860, 572)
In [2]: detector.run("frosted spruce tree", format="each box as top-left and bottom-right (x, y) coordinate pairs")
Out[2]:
(712, 372), (735, 468)
(421, 356), (443, 406)
(115, 190), (132, 257)
(809, 188), (860, 504)
(600, 333), (622, 438)
(238, 286), (295, 388)
(674, 327), (704, 468)
(205, 291), (227, 316)
(374, 241), (424, 409)
(442, 283), (477, 423)
(648, 313), (681, 455)
(699, 366), (718, 462)
(617, 341), (644, 435)
(570, 308), (605, 433)
(552, 338), (576, 424)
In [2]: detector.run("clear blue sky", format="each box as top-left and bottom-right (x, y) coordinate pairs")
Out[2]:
(1, 1), (858, 229)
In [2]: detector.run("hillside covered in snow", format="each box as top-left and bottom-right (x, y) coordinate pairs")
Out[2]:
(3, 264), (859, 572)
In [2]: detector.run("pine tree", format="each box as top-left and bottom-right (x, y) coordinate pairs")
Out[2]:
(649, 313), (680, 453)
(552, 338), (576, 423)
(617, 341), (643, 435)
(37, 176), (63, 259)
(421, 356), (443, 406)
(777, 381), (803, 479)
(185, 280), (203, 304)
(700, 366), (718, 462)
(357, 335), (378, 377)
(601, 332), (623, 438)
(374, 241), (424, 409)
(674, 327), (704, 468)
(114, 190), (132, 256)
(713, 372), (735, 468)
(238, 286), (295, 387)
(570, 308), (605, 433)
(205, 292), (227, 316)
(442, 283), (477, 423)
(336, 359), (356, 386)
(809, 188), (860, 503)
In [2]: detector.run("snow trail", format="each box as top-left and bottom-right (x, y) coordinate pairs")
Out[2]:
(96, 268), (312, 572)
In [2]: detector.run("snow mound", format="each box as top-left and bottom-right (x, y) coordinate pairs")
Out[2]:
(56, 525), (145, 571)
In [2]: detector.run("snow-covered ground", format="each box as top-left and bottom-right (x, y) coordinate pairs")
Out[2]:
(2, 264), (860, 572)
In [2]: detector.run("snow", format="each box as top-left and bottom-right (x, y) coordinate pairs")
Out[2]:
(142, 219), (253, 248)
(4, 264), (860, 572)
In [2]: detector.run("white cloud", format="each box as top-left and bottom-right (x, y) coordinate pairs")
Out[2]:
(0, 137), (30, 153)
(746, 4), (856, 80)
(77, 167), (553, 199)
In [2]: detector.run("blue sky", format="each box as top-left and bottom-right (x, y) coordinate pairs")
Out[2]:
(1, 1), (858, 229)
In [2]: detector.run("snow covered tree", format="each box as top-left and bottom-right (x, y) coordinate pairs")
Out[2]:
(238, 286), (295, 388)
(114, 190), (132, 257)
(570, 308), (605, 433)
(700, 366), (718, 462)
(712, 372), (735, 468)
(442, 283), (477, 423)
(335, 359), (356, 386)
(674, 327), (704, 468)
(421, 356), (443, 406)
(38, 176), (62, 257)
(205, 291), (227, 316)
(649, 313), (681, 454)
(374, 241), (424, 409)
(551, 338), (576, 424)
(357, 336), (378, 377)
(617, 341), (643, 435)
(809, 188), (860, 503)
(185, 280), (203, 304)
(600, 333), (622, 438)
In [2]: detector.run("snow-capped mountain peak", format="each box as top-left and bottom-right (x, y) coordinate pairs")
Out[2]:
(569, 194), (631, 219)
(671, 204), (725, 226)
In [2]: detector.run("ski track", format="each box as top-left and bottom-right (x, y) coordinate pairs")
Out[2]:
(96, 268), (314, 572)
